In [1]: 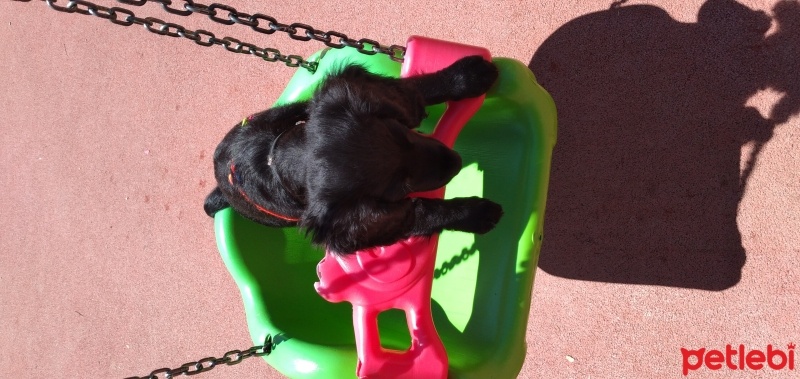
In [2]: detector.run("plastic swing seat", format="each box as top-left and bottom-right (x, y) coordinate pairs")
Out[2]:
(214, 37), (557, 379)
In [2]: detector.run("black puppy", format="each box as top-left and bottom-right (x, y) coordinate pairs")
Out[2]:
(204, 56), (503, 254)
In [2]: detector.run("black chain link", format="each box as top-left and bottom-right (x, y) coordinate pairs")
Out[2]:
(120, 0), (408, 62)
(25, 0), (318, 70)
(11, 0), (408, 71)
(123, 335), (274, 379)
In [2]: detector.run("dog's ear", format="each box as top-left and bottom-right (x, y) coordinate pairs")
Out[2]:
(204, 187), (230, 217)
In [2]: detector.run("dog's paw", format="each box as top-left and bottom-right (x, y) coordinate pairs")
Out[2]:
(449, 197), (504, 234)
(444, 56), (499, 100)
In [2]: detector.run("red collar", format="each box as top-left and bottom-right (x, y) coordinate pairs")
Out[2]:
(228, 163), (300, 223)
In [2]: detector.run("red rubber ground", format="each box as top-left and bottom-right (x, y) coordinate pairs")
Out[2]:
(1, 1), (798, 378)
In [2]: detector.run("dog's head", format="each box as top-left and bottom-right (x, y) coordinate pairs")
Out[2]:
(302, 68), (464, 206)
(305, 113), (462, 204)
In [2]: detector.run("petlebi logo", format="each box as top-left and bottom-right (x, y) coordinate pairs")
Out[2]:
(681, 343), (796, 376)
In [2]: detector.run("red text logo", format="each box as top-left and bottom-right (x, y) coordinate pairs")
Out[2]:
(681, 343), (795, 376)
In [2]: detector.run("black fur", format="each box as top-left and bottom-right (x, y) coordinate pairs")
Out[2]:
(205, 56), (503, 254)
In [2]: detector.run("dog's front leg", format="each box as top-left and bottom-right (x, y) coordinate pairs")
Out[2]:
(403, 55), (499, 105)
(409, 197), (503, 236)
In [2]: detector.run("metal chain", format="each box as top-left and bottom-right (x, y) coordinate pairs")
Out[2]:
(116, 0), (407, 62)
(9, 0), (406, 72)
(10, 0), (318, 70)
(123, 335), (274, 379)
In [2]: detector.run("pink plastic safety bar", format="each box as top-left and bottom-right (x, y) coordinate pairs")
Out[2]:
(314, 36), (491, 379)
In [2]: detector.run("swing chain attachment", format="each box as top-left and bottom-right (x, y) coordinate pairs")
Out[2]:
(123, 335), (274, 379)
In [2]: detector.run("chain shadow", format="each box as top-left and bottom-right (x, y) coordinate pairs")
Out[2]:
(530, 0), (800, 290)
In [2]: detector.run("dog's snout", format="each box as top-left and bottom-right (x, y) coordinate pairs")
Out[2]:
(442, 147), (462, 180)
(404, 135), (464, 193)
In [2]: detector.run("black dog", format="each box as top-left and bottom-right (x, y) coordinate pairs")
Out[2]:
(204, 56), (503, 254)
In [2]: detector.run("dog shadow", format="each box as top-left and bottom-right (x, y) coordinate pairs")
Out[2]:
(530, 0), (800, 290)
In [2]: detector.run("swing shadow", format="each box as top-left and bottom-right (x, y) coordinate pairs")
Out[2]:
(530, 0), (800, 290)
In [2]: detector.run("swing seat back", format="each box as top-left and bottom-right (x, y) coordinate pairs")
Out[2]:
(214, 44), (557, 379)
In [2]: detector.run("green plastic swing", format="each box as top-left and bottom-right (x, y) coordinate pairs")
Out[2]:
(213, 45), (557, 378)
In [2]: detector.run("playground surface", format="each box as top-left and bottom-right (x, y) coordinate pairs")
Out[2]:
(1, 0), (798, 378)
